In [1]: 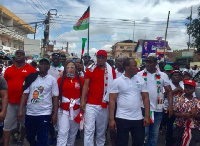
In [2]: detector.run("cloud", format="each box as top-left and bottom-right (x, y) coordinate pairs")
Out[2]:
(2, 0), (200, 57)
(153, 0), (160, 6)
(178, 4), (200, 16)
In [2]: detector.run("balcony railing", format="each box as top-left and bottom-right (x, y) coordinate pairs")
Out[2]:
(0, 24), (25, 41)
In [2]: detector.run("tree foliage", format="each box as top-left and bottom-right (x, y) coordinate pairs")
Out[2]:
(186, 6), (200, 52)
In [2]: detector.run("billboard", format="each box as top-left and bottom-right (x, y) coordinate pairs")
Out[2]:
(142, 41), (168, 58)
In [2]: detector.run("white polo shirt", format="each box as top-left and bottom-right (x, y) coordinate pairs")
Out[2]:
(115, 69), (124, 78)
(48, 63), (64, 80)
(110, 74), (148, 120)
(137, 70), (170, 112)
(24, 74), (59, 116)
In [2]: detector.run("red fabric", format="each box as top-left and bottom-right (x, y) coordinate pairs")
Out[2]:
(183, 80), (196, 87)
(74, 112), (83, 123)
(4, 64), (36, 104)
(181, 120), (193, 146)
(74, 7), (89, 27)
(57, 76), (84, 102)
(84, 66), (116, 105)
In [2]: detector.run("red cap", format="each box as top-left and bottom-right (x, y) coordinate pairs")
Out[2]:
(183, 80), (196, 87)
(96, 50), (107, 57)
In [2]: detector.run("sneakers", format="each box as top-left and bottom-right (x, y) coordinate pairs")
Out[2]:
(17, 141), (24, 146)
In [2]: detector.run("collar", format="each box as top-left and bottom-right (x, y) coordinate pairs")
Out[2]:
(51, 62), (62, 68)
(122, 74), (135, 80)
(38, 74), (49, 78)
(13, 63), (28, 69)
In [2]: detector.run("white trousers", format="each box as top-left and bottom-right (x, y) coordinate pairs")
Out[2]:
(84, 104), (108, 146)
(57, 111), (79, 146)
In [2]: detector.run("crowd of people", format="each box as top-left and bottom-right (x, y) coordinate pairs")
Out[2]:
(0, 49), (199, 146)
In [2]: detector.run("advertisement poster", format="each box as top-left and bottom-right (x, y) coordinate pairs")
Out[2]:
(142, 41), (167, 58)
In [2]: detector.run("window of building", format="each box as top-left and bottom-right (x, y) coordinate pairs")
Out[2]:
(120, 46), (124, 49)
(14, 44), (17, 49)
(129, 53), (132, 57)
(2, 41), (6, 46)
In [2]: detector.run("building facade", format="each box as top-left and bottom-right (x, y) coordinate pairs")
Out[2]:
(0, 4), (35, 55)
(111, 40), (137, 59)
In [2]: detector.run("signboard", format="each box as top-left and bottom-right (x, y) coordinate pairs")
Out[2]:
(182, 51), (194, 57)
(142, 41), (168, 58)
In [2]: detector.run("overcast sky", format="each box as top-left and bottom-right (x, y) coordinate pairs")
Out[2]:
(1, 0), (200, 57)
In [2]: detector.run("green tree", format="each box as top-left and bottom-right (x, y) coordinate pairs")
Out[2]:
(186, 6), (200, 52)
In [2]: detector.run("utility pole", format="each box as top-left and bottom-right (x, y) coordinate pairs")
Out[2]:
(34, 22), (37, 39)
(132, 21), (135, 58)
(163, 11), (170, 62)
(42, 9), (57, 56)
(188, 6), (192, 50)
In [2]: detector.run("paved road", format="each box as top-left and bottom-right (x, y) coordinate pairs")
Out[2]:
(9, 131), (200, 146)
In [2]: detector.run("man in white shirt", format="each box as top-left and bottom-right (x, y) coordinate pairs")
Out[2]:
(109, 58), (150, 146)
(47, 53), (64, 145)
(48, 53), (64, 80)
(137, 56), (173, 146)
(115, 58), (124, 78)
(18, 58), (59, 146)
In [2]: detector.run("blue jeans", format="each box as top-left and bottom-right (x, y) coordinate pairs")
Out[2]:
(25, 115), (51, 146)
(145, 111), (163, 146)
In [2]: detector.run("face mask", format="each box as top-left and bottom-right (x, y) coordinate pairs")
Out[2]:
(66, 72), (75, 78)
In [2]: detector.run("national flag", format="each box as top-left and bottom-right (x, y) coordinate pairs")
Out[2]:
(73, 7), (90, 31)
(81, 38), (87, 56)
(53, 40), (56, 45)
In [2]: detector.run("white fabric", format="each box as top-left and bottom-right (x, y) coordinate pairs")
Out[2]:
(164, 80), (184, 110)
(183, 68), (193, 76)
(57, 111), (79, 146)
(24, 74), (59, 116)
(137, 70), (170, 112)
(84, 104), (108, 146)
(110, 74), (148, 120)
(115, 68), (124, 78)
(192, 69), (199, 77)
(62, 96), (80, 120)
(48, 65), (64, 80)
(103, 62), (114, 102)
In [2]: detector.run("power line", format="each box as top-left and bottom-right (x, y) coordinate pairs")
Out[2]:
(25, 0), (44, 16)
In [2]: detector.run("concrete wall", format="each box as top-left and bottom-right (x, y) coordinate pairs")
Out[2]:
(24, 38), (41, 58)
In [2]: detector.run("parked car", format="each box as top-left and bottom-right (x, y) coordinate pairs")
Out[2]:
(193, 71), (200, 99)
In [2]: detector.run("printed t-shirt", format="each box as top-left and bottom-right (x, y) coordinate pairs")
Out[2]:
(24, 74), (59, 116)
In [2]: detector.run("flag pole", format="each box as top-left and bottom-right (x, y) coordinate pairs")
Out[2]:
(87, 6), (90, 58)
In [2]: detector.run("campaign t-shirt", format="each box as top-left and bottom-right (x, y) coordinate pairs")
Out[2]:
(137, 70), (170, 112)
(57, 76), (84, 99)
(85, 66), (116, 105)
(110, 74), (148, 120)
(4, 64), (36, 104)
(24, 74), (59, 116)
